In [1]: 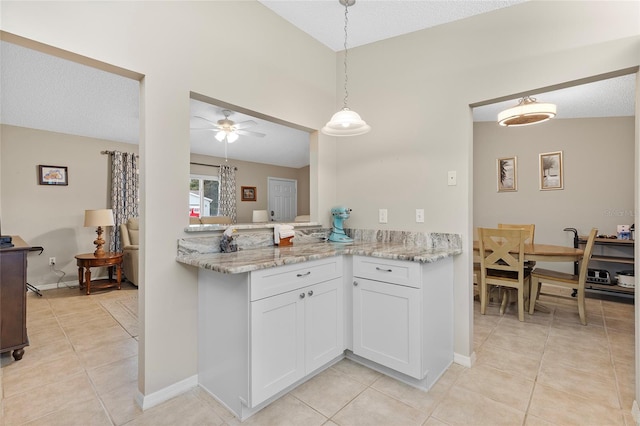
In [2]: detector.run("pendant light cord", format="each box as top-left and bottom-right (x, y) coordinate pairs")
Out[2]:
(342, 1), (350, 109)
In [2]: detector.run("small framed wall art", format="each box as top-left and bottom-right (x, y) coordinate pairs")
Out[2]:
(38, 165), (68, 186)
(539, 151), (563, 190)
(497, 156), (517, 192)
(241, 186), (256, 201)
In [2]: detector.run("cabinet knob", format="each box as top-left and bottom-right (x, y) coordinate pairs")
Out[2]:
(299, 293), (306, 299)
(353, 281), (358, 286)
(308, 290), (314, 297)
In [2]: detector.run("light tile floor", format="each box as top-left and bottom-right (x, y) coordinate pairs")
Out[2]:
(0, 284), (635, 425)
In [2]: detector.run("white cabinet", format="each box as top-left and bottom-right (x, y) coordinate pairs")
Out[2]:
(197, 257), (344, 420)
(351, 255), (453, 389)
(353, 277), (421, 377)
(251, 277), (343, 406)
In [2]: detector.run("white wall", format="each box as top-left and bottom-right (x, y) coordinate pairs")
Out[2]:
(2, 0), (639, 409)
(1, 0), (338, 399)
(474, 117), (635, 272)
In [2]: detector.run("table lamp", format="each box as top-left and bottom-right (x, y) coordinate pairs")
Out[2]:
(84, 209), (115, 257)
(252, 210), (269, 223)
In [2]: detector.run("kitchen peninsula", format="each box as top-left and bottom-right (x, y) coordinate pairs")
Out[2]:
(177, 228), (461, 421)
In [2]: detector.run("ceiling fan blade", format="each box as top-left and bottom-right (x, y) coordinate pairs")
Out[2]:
(191, 115), (221, 129)
(233, 120), (258, 130)
(236, 129), (266, 138)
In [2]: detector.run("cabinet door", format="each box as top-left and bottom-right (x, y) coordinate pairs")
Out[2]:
(304, 278), (344, 373)
(353, 278), (421, 378)
(251, 290), (305, 406)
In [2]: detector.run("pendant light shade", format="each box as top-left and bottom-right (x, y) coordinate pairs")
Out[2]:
(322, 108), (371, 136)
(322, 0), (371, 137)
(498, 96), (556, 127)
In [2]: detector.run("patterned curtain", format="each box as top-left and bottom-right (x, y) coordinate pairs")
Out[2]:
(109, 151), (139, 252)
(218, 165), (237, 223)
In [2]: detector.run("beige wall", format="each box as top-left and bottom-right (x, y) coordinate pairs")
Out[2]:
(190, 154), (310, 223)
(474, 117), (635, 271)
(2, 0), (639, 408)
(0, 124), (139, 286)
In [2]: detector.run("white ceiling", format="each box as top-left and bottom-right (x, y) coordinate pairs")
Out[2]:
(1, 0), (635, 169)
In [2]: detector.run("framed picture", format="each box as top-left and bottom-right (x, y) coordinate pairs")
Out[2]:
(38, 165), (68, 186)
(539, 151), (563, 190)
(497, 156), (517, 192)
(241, 186), (256, 201)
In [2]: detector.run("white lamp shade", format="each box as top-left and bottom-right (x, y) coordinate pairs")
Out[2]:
(84, 209), (115, 227)
(322, 108), (371, 136)
(498, 99), (556, 127)
(226, 132), (239, 143)
(215, 131), (226, 141)
(252, 210), (269, 223)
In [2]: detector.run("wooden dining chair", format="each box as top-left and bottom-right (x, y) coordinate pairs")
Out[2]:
(478, 227), (531, 321)
(529, 228), (598, 325)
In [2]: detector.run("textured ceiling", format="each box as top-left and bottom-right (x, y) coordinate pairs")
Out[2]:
(0, 1), (635, 170)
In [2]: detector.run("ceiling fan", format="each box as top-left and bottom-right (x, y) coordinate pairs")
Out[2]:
(191, 109), (266, 143)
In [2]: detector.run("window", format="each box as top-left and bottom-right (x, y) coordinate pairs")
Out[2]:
(190, 174), (220, 217)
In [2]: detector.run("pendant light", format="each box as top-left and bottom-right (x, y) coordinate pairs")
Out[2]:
(497, 96), (557, 127)
(322, 0), (371, 137)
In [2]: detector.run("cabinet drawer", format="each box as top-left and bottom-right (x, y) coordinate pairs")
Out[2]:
(353, 256), (421, 288)
(250, 257), (342, 301)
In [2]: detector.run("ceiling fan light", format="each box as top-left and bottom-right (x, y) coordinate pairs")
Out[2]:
(498, 97), (557, 127)
(226, 132), (239, 143)
(322, 108), (371, 136)
(215, 131), (226, 142)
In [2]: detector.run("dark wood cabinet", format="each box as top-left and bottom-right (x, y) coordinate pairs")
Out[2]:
(0, 236), (30, 360)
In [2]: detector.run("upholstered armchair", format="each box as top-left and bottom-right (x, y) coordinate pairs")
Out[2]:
(120, 217), (139, 286)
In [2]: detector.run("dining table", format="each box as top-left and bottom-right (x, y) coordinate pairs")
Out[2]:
(473, 241), (584, 313)
(472, 241), (584, 263)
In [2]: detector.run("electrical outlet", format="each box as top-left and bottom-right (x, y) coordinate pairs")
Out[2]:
(416, 209), (425, 223)
(49, 257), (56, 265)
(379, 209), (388, 224)
(447, 171), (457, 186)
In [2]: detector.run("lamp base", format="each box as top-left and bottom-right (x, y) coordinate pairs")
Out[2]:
(93, 226), (106, 257)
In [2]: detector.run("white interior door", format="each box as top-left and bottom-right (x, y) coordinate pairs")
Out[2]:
(268, 177), (297, 222)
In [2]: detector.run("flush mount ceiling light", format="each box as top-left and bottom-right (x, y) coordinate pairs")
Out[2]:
(321, 0), (371, 137)
(497, 96), (557, 127)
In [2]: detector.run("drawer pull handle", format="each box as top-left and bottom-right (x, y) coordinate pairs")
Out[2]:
(296, 272), (311, 277)
(308, 290), (314, 297)
(299, 293), (306, 299)
(376, 267), (393, 272)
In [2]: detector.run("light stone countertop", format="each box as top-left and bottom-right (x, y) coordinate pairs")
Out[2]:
(176, 240), (462, 274)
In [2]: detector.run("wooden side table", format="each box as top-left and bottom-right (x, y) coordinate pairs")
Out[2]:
(75, 252), (123, 295)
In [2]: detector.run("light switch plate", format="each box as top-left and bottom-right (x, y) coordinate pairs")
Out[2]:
(448, 171), (457, 186)
(416, 209), (424, 223)
(379, 209), (388, 224)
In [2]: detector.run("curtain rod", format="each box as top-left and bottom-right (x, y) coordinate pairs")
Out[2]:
(101, 150), (139, 157)
(190, 162), (237, 170)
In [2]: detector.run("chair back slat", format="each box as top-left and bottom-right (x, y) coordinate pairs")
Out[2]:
(478, 227), (526, 273)
(498, 223), (535, 245)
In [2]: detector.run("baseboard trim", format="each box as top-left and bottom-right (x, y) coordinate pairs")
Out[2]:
(135, 375), (198, 410)
(632, 400), (639, 425)
(453, 351), (476, 368)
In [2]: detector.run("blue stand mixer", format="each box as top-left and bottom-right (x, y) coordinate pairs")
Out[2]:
(329, 206), (353, 243)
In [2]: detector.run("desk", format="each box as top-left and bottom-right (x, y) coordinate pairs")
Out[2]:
(75, 252), (123, 295)
(0, 236), (31, 361)
(473, 242), (583, 263)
